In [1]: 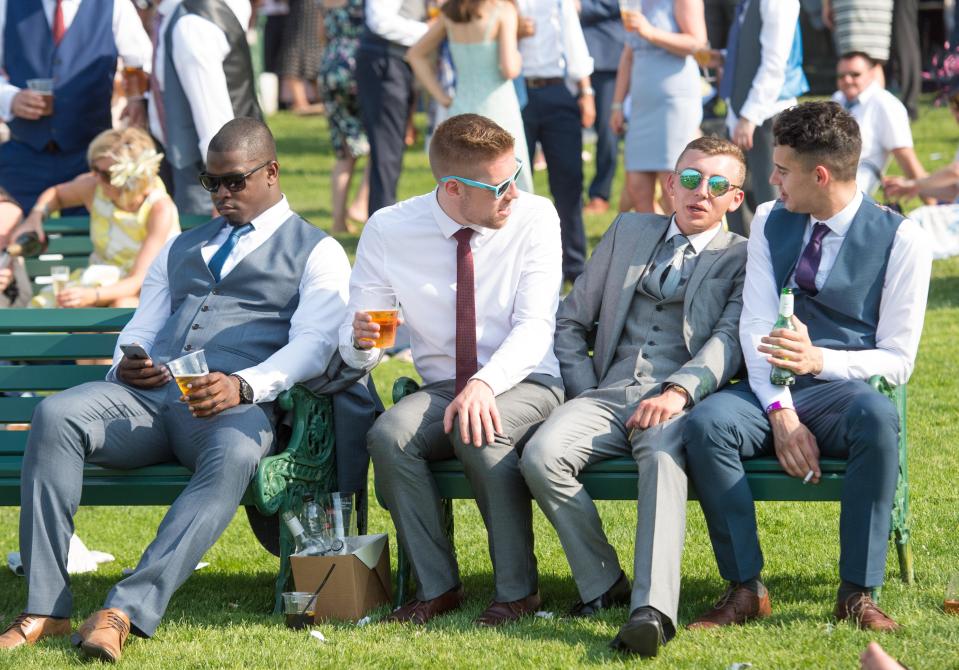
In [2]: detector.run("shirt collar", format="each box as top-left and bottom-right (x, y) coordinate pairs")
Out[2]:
(666, 216), (723, 255)
(856, 81), (880, 105)
(812, 190), (862, 237)
(156, 0), (182, 15)
(430, 188), (495, 239)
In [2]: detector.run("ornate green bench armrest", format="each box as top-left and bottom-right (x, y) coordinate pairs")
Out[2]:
(254, 384), (337, 611)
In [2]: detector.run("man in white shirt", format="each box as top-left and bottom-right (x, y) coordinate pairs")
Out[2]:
(684, 101), (932, 632)
(342, 114), (564, 627)
(516, 0), (594, 283)
(712, 0), (807, 234)
(0, 118), (352, 660)
(831, 51), (926, 196)
(151, 0), (261, 215)
(0, 0), (151, 213)
(355, 0), (428, 215)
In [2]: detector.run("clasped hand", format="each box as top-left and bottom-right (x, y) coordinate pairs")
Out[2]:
(443, 379), (503, 447)
(757, 315), (823, 376)
(117, 356), (239, 417)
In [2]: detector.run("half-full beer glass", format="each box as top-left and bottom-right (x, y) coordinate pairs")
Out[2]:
(166, 349), (209, 397)
(358, 286), (399, 349)
(618, 0), (642, 25)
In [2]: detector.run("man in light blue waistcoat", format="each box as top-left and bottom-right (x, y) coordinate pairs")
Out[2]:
(0, 118), (353, 661)
(684, 101), (932, 633)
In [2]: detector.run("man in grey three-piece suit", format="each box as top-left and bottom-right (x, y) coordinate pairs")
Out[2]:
(521, 137), (749, 657)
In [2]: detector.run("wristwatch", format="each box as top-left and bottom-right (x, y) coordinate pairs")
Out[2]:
(578, 86), (595, 98)
(665, 384), (691, 408)
(231, 374), (254, 404)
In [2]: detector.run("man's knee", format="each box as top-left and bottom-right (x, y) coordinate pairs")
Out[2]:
(683, 396), (740, 463)
(847, 390), (900, 451)
(366, 411), (408, 464)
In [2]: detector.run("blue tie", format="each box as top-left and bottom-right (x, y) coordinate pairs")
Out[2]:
(718, 0), (750, 103)
(207, 223), (253, 282)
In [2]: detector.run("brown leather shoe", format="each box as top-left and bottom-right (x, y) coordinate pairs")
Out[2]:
(75, 608), (130, 662)
(583, 197), (610, 215)
(687, 584), (771, 630)
(384, 585), (465, 625)
(835, 592), (901, 632)
(475, 591), (541, 627)
(0, 613), (71, 649)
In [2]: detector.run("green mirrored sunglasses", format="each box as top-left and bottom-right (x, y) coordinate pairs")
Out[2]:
(675, 168), (741, 197)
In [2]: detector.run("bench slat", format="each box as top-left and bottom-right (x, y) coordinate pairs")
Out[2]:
(43, 214), (207, 235)
(0, 333), (118, 360)
(0, 308), (133, 332)
(0, 432), (27, 455)
(0, 397), (42, 422)
(0, 365), (112, 391)
(45, 237), (94, 255)
(25, 257), (88, 276)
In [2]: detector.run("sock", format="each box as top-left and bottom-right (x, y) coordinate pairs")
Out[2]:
(837, 580), (870, 603)
(735, 577), (767, 598)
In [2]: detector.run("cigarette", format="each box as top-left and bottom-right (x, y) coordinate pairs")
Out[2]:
(802, 470), (814, 484)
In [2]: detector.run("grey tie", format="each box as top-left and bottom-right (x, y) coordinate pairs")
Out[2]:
(645, 234), (691, 301)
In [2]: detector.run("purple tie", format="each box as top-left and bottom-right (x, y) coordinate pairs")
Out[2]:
(794, 222), (830, 294)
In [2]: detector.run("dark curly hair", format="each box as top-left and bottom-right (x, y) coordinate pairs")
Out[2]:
(772, 101), (861, 182)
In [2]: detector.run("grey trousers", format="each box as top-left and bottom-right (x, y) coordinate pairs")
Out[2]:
(171, 160), (211, 216)
(521, 389), (687, 627)
(20, 380), (275, 636)
(367, 378), (562, 602)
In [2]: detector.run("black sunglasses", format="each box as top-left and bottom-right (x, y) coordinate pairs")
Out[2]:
(198, 160), (272, 193)
(675, 168), (741, 197)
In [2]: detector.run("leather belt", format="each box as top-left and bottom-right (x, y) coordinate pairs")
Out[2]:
(524, 77), (564, 89)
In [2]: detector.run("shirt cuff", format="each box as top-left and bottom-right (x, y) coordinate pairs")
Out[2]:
(471, 366), (509, 397)
(338, 339), (379, 371)
(816, 347), (846, 381)
(0, 83), (20, 122)
(752, 380), (794, 415)
(232, 366), (271, 403)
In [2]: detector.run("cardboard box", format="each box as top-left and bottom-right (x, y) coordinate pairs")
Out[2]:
(290, 533), (392, 621)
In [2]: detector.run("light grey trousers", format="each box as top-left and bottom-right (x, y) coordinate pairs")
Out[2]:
(20, 380), (275, 636)
(367, 378), (562, 603)
(520, 390), (687, 627)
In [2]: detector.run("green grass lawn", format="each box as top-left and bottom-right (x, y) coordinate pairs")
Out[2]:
(1, 100), (958, 668)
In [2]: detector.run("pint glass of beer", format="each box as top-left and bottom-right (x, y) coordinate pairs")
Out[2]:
(358, 286), (399, 349)
(26, 79), (54, 116)
(166, 349), (209, 397)
(122, 55), (149, 98)
(618, 0), (642, 25)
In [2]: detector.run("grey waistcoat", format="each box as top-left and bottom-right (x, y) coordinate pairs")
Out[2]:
(162, 0), (263, 170)
(149, 213), (327, 373)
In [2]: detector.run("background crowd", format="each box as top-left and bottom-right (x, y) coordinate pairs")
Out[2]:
(2, 0), (958, 307)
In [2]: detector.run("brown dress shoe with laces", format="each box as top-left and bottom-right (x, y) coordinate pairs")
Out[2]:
(835, 592), (901, 632)
(384, 585), (465, 625)
(0, 613), (71, 649)
(475, 592), (541, 627)
(687, 584), (772, 630)
(75, 608), (130, 662)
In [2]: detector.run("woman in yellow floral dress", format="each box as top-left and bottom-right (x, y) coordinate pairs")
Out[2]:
(12, 127), (179, 308)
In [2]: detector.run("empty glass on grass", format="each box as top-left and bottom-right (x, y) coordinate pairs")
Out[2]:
(166, 349), (209, 397)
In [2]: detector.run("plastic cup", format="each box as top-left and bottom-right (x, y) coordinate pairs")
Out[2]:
(618, 0), (642, 25)
(50, 265), (70, 297)
(946, 573), (959, 614)
(357, 286), (399, 349)
(122, 55), (148, 98)
(26, 78), (54, 116)
(282, 591), (315, 629)
(166, 349), (209, 396)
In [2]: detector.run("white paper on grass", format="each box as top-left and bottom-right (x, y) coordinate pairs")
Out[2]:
(7, 534), (114, 576)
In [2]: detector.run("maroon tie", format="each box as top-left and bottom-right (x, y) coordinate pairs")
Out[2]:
(52, 0), (66, 45)
(453, 228), (477, 394)
(794, 222), (830, 294)
(149, 12), (168, 136)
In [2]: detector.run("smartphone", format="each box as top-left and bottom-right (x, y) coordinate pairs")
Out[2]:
(119, 343), (150, 360)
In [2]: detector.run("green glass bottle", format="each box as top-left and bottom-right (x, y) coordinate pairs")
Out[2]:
(769, 288), (796, 386)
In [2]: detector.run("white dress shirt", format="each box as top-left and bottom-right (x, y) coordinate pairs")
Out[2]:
(666, 217), (723, 254)
(149, 0), (251, 158)
(517, 0), (593, 92)
(115, 196), (352, 403)
(741, 193), (933, 412)
(365, 0), (428, 47)
(0, 0), (152, 122)
(831, 82), (915, 195)
(725, 0), (799, 132)
(339, 189), (563, 395)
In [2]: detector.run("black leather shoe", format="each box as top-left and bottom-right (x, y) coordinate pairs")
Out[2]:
(610, 607), (673, 658)
(569, 571), (631, 617)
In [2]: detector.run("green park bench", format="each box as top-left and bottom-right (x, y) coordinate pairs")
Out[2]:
(0, 307), (344, 611)
(385, 376), (914, 606)
(25, 214), (208, 288)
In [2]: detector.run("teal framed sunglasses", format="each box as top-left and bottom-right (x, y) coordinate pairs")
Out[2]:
(439, 158), (523, 198)
(675, 168), (742, 197)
